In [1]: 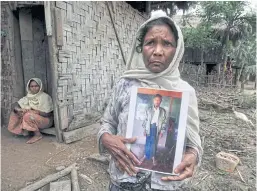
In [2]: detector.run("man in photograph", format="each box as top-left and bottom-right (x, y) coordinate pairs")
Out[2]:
(140, 94), (167, 166)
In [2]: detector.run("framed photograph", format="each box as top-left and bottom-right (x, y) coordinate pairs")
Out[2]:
(126, 87), (190, 175)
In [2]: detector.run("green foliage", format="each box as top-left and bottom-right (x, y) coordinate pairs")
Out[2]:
(183, 24), (221, 50)
(199, 1), (256, 45)
(152, 1), (196, 16)
(200, 1), (247, 24)
(231, 33), (256, 74)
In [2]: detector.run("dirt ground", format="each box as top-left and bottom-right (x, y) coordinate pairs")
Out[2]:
(1, 125), (109, 191)
(1, 88), (256, 191)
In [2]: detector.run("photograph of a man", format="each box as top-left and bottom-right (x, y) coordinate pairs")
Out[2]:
(140, 94), (167, 166)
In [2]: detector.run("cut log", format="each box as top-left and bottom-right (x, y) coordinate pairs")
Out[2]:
(19, 163), (77, 191)
(71, 168), (80, 191)
(63, 123), (101, 144)
(87, 153), (110, 165)
(50, 180), (71, 191)
(68, 113), (101, 131)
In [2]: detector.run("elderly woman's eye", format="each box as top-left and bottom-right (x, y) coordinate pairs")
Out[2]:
(164, 41), (174, 47)
(144, 40), (154, 46)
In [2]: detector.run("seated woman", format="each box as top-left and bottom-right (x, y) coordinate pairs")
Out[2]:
(8, 78), (54, 144)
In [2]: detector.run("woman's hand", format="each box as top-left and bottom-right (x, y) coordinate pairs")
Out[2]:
(101, 133), (140, 176)
(15, 108), (29, 116)
(22, 109), (30, 113)
(14, 107), (22, 113)
(31, 109), (40, 115)
(161, 148), (198, 181)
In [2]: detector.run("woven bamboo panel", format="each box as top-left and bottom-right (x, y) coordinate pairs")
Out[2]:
(54, 1), (146, 129)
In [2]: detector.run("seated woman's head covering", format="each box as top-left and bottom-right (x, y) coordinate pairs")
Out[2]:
(122, 10), (203, 161)
(18, 78), (53, 113)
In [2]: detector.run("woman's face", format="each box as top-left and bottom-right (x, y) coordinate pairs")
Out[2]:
(29, 80), (40, 94)
(142, 24), (177, 73)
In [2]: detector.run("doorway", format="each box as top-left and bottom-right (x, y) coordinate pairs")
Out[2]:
(17, 6), (52, 95)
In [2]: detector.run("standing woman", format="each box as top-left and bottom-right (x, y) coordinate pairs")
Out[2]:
(98, 10), (202, 190)
(8, 78), (54, 144)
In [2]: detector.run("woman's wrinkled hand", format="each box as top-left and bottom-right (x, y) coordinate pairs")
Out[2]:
(31, 109), (40, 115)
(101, 133), (140, 176)
(161, 148), (198, 181)
(15, 108), (28, 116)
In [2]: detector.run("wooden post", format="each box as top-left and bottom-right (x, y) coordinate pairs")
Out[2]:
(44, 2), (63, 142)
(71, 168), (80, 191)
(44, 1), (52, 36)
(146, 2), (151, 16)
(106, 1), (126, 66)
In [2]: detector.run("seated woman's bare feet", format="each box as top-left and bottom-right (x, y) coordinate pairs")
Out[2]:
(26, 132), (43, 144)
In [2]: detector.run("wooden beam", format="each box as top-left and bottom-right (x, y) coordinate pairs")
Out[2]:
(54, 8), (64, 46)
(19, 163), (77, 191)
(63, 123), (101, 144)
(151, 2), (171, 8)
(44, 1), (52, 36)
(106, 2), (126, 65)
(40, 127), (56, 136)
(45, 4), (63, 142)
(71, 168), (80, 191)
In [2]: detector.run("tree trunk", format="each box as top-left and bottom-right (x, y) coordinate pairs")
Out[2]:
(217, 63), (221, 86)
(234, 69), (238, 86)
(200, 49), (205, 85)
(222, 31), (230, 86)
(236, 62), (245, 86)
(182, 9), (186, 26)
(240, 75), (245, 91)
(240, 71), (250, 92)
(196, 49), (204, 86)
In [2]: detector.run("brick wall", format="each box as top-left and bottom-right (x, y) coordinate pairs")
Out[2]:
(54, 1), (146, 130)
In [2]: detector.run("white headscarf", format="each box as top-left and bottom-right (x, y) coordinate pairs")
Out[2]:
(18, 78), (53, 113)
(121, 10), (203, 158)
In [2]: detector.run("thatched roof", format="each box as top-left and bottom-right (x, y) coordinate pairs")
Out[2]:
(126, 1), (195, 14)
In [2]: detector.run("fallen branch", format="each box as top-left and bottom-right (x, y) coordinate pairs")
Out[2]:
(199, 98), (233, 112)
(19, 163), (77, 191)
(71, 167), (80, 191)
(236, 167), (246, 183)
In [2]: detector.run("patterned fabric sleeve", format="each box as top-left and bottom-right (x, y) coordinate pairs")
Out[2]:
(97, 80), (122, 154)
(185, 89), (203, 166)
